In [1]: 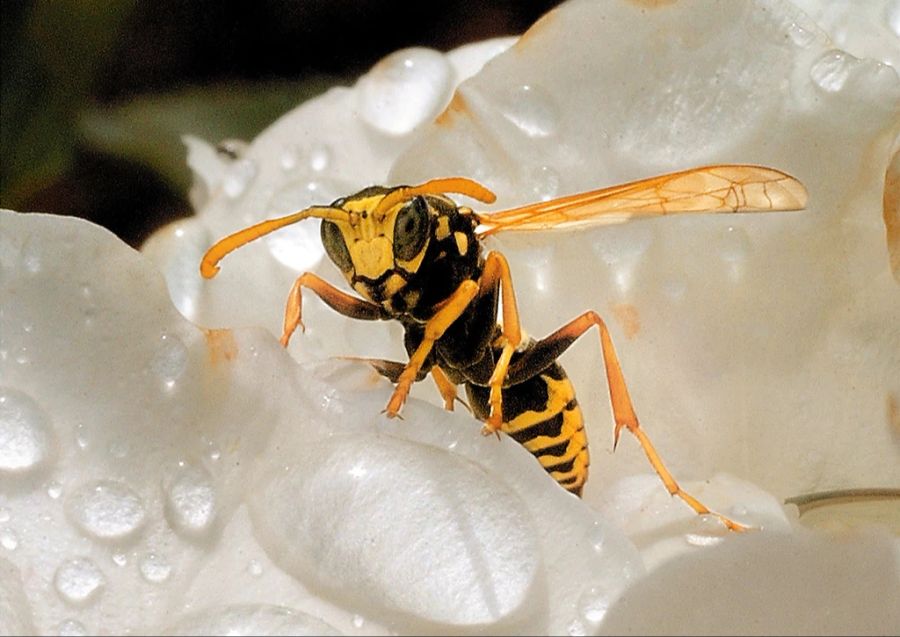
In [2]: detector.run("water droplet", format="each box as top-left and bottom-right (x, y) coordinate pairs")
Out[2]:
(164, 463), (216, 538)
(0, 528), (18, 550)
(54, 557), (105, 606)
(589, 523), (605, 553)
(309, 145), (332, 172)
(888, 1), (900, 38)
(501, 84), (559, 138)
(787, 22), (815, 47)
(112, 552), (128, 567)
(265, 179), (351, 272)
(140, 553), (172, 583)
(578, 582), (612, 625)
(567, 618), (587, 636)
(58, 619), (88, 636)
(150, 333), (189, 392)
(685, 515), (727, 547)
(223, 158), (257, 198)
(358, 47), (454, 136)
(280, 147), (298, 171)
(209, 449), (221, 461)
(0, 387), (54, 474)
(810, 50), (851, 93)
(529, 165), (560, 201)
(446, 440), (458, 451)
(47, 481), (63, 499)
(21, 239), (42, 274)
(684, 532), (725, 547)
(352, 614), (365, 628)
(66, 480), (146, 541)
(248, 559), (263, 577)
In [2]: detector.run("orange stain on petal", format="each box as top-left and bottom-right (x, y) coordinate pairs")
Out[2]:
(612, 303), (641, 339)
(204, 328), (238, 365)
(435, 92), (470, 128)
(883, 148), (899, 283)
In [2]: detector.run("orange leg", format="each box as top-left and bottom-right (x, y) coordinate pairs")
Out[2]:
(280, 272), (387, 347)
(479, 252), (523, 436)
(384, 280), (479, 418)
(431, 365), (469, 412)
(542, 310), (747, 532)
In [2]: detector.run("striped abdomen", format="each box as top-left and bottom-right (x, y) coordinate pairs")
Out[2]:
(466, 361), (590, 496)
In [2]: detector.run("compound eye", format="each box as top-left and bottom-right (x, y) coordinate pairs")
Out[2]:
(393, 196), (429, 262)
(320, 220), (352, 271)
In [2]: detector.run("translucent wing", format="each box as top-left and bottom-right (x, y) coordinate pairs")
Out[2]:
(475, 165), (808, 236)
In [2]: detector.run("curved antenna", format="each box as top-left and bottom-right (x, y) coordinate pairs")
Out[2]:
(200, 206), (348, 278)
(373, 177), (497, 219)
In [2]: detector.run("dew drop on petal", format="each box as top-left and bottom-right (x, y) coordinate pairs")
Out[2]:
(164, 463), (217, 538)
(280, 147), (299, 171)
(54, 557), (106, 606)
(66, 480), (146, 541)
(47, 481), (63, 499)
(112, 553), (128, 567)
(352, 614), (365, 628)
(58, 619), (88, 637)
(223, 158), (257, 199)
(810, 50), (851, 93)
(529, 165), (561, 201)
(567, 618), (587, 636)
(0, 387), (54, 474)
(578, 583), (611, 625)
(358, 47), (454, 136)
(140, 553), (172, 583)
(787, 22), (815, 47)
(0, 528), (18, 550)
(309, 145), (332, 172)
(501, 84), (559, 138)
(150, 333), (189, 392)
(248, 559), (263, 577)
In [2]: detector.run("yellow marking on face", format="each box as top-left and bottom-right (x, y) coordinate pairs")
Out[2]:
(404, 290), (421, 307)
(353, 281), (373, 301)
(436, 217), (451, 240)
(384, 273), (407, 297)
(454, 231), (468, 255)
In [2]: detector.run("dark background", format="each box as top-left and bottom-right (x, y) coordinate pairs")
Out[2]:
(2, 0), (560, 246)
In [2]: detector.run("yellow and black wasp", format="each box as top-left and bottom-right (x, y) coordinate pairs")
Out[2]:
(200, 165), (807, 531)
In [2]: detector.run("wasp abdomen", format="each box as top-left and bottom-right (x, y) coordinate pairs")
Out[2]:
(466, 361), (590, 496)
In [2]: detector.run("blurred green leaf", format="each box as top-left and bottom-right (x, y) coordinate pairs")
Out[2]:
(78, 77), (345, 195)
(1, 0), (137, 206)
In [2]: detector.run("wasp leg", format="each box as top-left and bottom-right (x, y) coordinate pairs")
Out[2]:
(281, 272), (389, 347)
(479, 251), (523, 436)
(431, 365), (470, 412)
(384, 280), (480, 418)
(336, 356), (407, 382)
(516, 311), (748, 532)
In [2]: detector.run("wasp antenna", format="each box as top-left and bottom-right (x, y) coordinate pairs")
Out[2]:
(200, 206), (346, 278)
(373, 177), (497, 219)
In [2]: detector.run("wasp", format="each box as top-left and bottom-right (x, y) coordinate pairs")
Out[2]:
(201, 165), (807, 531)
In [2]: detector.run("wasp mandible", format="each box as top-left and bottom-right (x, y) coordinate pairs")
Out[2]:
(201, 165), (807, 531)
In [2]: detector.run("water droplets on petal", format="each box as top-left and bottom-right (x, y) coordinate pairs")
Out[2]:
(66, 480), (146, 541)
(164, 463), (217, 538)
(54, 557), (106, 606)
(500, 84), (560, 138)
(0, 387), (54, 474)
(358, 48), (454, 136)
(140, 553), (173, 583)
(810, 50), (851, 93)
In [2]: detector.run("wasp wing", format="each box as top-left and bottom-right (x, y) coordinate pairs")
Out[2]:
(475, 165), (808, 236)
